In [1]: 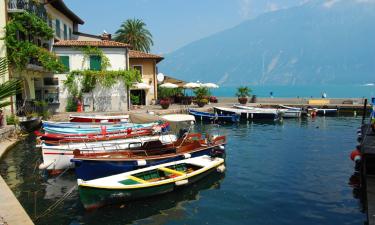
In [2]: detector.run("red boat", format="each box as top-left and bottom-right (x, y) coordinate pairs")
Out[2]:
(69, 114), (129, 123)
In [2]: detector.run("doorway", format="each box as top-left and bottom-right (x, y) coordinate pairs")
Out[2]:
(130, 89), (146, 105)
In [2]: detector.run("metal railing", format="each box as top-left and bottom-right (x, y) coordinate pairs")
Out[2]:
(7, 0), (47, 21)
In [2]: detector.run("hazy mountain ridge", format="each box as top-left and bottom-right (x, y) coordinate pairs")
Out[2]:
(159, 0), (375, 86)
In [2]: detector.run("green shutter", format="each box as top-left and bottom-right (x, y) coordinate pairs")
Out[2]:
(63, 24), (67, 40)
(90, 56), (101, 71)
(59, 56), (69, 72)
(55, 19), (60, 37)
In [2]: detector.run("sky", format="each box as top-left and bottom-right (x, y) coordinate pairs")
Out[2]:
(64, 0), (308, 54)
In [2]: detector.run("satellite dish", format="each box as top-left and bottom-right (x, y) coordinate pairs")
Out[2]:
(157, 73), (165, 83)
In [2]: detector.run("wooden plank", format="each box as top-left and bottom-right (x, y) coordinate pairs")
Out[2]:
(308, 99), (330, 105)
(128, 175), (148, 184)
(159, 167), (185, 176)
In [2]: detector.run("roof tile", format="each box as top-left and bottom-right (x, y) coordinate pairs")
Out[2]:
(129, 50), (164, 62)
(54, 40), (131, 48)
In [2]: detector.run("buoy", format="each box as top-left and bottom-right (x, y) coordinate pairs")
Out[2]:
(38, 161), (55, 170)
(101, 126), (107, 135)
(175, 179), (189, 186)
(183, 153), (191, 159)
(311, 111), (317, 117)
(137, 160), (147, 166)
(219, 145), (225, 150)
(350, 149), (361, 161)
(217, 165), (226, 173)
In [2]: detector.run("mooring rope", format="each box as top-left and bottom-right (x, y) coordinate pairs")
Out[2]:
(34, 184), (77, 221)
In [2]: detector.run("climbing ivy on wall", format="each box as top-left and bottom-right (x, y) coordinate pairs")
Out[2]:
(3, 12), (64, 72)
(64, 46), (141, 94)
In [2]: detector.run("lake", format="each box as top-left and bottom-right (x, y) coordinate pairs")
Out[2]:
(0, 116), (366, 225)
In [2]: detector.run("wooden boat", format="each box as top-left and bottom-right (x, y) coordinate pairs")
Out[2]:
(19, 117), (42, 133)
(38, 134), (178, 172)
(42, 120), (128, 129)
(69, 114), (129, 123)
(214, 107), (281, 121)
(188, 109), (239, 123)
(72, 133), (227, 180)
(77, 155), (225, 209)
(42, 122), (159, 135)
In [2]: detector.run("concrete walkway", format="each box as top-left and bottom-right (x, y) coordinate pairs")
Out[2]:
(0, 138), (34, 225)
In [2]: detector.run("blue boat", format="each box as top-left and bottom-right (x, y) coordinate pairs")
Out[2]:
(43, 122), (159, 135)
(71, 135), (227, 180)
(188, 109), (240, 123)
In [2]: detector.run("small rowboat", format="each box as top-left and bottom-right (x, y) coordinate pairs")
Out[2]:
(234, 104), (302, 118)
(42, 122), (159, 135)
(38, 134), (178, 172)
(19, 117), (42, 133)
(71, 134), (227, 180)
(69, 114), (129, 123)
(188, 109), (239, 123)
(77, 155), (225, 209)
(42, 121), (128, 129)
(214, 107), (281, 121)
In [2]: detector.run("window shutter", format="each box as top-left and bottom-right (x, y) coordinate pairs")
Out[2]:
(90, 56), (102, 71)
(55, 19), (60, 37)
(59, 56), (70, 72)
(63, 24), (67, 40)
(68, 28), (72, 40)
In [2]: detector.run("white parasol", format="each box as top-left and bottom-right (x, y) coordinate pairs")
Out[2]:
(133, 82), (151, 89)
(183, 82), (201, 89)
(159, 82), (178, 89)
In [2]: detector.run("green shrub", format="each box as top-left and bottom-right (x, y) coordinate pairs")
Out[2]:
(6, 115), (18, 125)
(66, 97), (78, 112)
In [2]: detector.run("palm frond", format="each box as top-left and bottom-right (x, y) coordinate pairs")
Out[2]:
(0, 57), (9, 77)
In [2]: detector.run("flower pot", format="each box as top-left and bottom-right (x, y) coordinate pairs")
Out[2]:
(238, 97), (248, 104)
(160, 99), (170, 109)
(197, 101), (206, 107)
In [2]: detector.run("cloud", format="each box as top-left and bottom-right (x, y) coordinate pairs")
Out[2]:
(266, 2), (279, 12)
(322, 0), (341, 8)
(238, 0), (252, 18)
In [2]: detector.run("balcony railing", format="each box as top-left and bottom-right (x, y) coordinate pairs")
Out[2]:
(7, 0), (47, 21)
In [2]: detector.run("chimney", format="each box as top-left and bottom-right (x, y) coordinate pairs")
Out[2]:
(101, 31), (111, 40)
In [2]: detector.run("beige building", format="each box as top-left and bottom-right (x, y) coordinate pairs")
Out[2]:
(129, 50), (164, 105)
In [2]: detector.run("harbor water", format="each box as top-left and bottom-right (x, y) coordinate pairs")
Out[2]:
(0, 117), (366, 225)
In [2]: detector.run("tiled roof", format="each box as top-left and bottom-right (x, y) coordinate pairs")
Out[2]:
(129, 50), (164, 62)
(54, 40), (131, 48)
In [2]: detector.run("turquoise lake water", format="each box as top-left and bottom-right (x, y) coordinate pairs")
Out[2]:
(0, 117), (366, 225)
(211, 85), (375, 98)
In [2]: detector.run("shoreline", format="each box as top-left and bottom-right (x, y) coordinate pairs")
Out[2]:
(0, 128), (34, 225)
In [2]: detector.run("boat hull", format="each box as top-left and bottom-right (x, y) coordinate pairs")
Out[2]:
(78, 166), (220, 210)
(214, 107), (280, 121)
(188, 109), (239, 123)
(19, 117), (42, 133)
(72, 146), (216, 180)
(69, 115), (129, 123)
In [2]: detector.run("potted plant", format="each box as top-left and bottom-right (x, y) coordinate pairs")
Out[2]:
(159, 98), (171, 109)
(194, 87), (210, 108)
(209, 96), (218, 103)
(158, 87), (173, 109)
(235, 86), (251, 104)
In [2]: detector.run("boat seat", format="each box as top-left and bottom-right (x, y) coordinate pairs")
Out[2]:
(127, 175), (148, 184)
(158, 167), (185, 176)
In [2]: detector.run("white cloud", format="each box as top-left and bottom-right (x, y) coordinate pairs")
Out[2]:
(266, 2), (279, 12)
(238, 0), (252, 18)
(323, 0), (341, 8)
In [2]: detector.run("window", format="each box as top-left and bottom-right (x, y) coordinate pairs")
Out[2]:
(63, 24), (67, 40)
(133, 65), (143, 76)
(43, 77), (59, 86)
(90, 56), (102, 71)
(48, 18), (52, 28)
(68, 27), (72, 40)
(55, 19), (60, 37)
(59, 56), (70, 72)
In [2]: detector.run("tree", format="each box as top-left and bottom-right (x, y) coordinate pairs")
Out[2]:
(115, 19), (154, 52)
(0, 57), (22, 109)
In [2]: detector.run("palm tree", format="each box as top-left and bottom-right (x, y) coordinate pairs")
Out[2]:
(0, 57), (22, 108)
(115, 19), (154, 52)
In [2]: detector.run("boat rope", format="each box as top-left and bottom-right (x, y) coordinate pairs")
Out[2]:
(52, 166), (71, 181)
(34, 184), (77, 221)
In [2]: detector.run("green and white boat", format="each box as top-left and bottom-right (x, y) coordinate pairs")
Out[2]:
(77, 155), (225, 209)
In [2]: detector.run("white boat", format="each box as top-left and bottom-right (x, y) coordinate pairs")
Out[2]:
(69, 114), (129, 123)
(39, 134), (177, 171)
(233, 104), (301, 118)
(214, 107), (281, 121)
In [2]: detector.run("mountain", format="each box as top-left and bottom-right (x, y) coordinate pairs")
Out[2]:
(159, 0), (375, 86)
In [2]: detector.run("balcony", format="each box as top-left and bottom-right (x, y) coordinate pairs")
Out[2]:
(7, 0), (47, 21)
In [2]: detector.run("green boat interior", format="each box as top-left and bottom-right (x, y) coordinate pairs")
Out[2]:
(118, 163), (202, 185)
